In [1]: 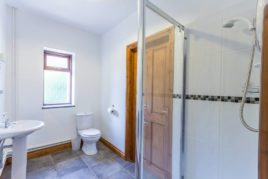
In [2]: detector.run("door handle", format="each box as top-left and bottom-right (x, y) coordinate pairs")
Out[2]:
(144, 104), (150, 109)
(144, 121), (149, 125)
(161, 110), (168, 114)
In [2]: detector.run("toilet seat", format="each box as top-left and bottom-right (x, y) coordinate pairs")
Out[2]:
(79, 128), (101, 137)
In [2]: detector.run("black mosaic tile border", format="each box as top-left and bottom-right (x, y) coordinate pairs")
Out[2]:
(172, 94), (259, 104)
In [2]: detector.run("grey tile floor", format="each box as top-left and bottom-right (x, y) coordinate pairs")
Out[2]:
(2, 142), (135, 179)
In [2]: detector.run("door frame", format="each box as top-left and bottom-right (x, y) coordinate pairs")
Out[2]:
(259, 5), (268, 179)
(125, 42), (138, 162)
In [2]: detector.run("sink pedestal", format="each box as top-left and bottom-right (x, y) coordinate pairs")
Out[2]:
(0, 120), (45, 179)
(11, 137), (27, 179)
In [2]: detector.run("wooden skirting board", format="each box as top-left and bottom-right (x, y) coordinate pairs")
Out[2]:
(28, 142), (72, 159)
(3, 137), (125, 166)
(100, 137), (126, 159)
(5, 141), (72, 165)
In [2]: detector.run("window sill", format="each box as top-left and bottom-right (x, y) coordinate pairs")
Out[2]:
(42, 105), (75, 109)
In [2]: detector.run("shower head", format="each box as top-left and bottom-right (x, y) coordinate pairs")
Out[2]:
(222, 17), (254, 30)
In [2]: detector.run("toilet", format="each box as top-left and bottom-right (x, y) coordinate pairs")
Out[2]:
(76, 113), (101, 155)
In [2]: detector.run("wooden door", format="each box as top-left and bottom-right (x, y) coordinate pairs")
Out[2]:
(143, 27), (174, 179)
(259, 5), (268, 179)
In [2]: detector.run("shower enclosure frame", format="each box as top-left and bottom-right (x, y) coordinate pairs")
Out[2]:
(136, 0), (187, 178)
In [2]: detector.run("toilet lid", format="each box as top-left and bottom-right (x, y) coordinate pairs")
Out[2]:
(79, 128), (101, 137)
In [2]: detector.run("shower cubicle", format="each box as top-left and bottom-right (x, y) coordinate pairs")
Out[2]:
(135, 0), (262, 178)
(136, 0), (186, 178)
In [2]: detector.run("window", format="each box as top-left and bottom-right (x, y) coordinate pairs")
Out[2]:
(43, 50), (74, 108)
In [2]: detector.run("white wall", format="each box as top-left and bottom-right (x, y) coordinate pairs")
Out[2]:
(99, 12), (138, 152)
(9, 9), (101, 148)
(185, 1), (260, 179)
(0, 0), (5, 52)
(0, 0), (6, 119)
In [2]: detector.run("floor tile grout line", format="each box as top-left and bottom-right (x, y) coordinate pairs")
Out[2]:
(80, 156), (99, 178)
(124, 167), (135, 177)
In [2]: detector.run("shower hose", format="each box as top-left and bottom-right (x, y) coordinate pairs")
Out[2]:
(240, 37), (259, 133)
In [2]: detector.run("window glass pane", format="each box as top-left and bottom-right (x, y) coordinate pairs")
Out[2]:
(44, 70), (71, 105)
(46, 55), (69, 69)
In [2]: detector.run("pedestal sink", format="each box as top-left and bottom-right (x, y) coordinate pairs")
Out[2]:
(0, 120), (44, 179)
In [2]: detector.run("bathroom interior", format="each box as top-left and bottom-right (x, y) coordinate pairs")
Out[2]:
(0, 0), (267, 178)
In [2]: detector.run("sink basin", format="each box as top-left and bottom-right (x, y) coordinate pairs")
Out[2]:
(0, 120), (45, 140)
(0, 120), (44, 179)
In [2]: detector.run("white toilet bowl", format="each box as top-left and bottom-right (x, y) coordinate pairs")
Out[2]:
(76, 113), (101, 155)
(78, 128), (101, 155)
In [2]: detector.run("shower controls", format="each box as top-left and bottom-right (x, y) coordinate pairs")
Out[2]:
(247, 86), (260, 93)
(242, 83), (260, 94)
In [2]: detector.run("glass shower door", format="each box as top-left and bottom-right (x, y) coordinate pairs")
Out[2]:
(136, 1), (186, 178)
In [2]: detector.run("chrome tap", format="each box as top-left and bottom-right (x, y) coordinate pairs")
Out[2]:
(2, 113), (9, 128)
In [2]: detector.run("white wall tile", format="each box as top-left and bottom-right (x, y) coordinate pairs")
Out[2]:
(186, 100), (220, 145)
(185, 100), (220, 178)
(221, 48), (252, 96)
(187, 55), (221, 96)
(187, 14), (222, 96)
(185, 138), (219, 179)
(185, 1), (260, 178)
(172, 99), (182, 179)
(219, 103), (259, 179)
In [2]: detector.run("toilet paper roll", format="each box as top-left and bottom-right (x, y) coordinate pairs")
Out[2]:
(107, 106), (115, 114)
